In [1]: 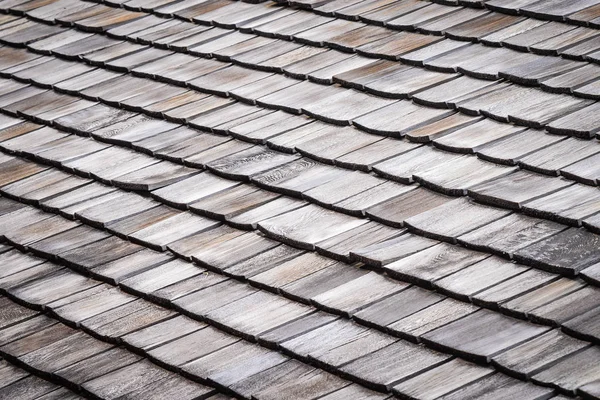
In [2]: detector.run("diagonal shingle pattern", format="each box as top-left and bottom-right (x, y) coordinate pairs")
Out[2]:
(0, 0), (598, 399)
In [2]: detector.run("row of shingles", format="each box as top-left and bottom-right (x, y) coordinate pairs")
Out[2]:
(0, 115), (597, 400)
(0, 279), (221, 400)
(0, 282), (86, 400)
(0, 19), (593, 205)
(7, 1), (596, 392)
(17, 0), (600, 109)
(83, 0), (600, 67)
(5, 25), (600, 288)
(267, 0), (600, 60)
(0, 188), (496, 398)
(5, 7), (600, 180)
(3, 58), (600, 287)
(29, 3), (598, 108)
(3, 49), (600, 290)
(0, 211), (385, 400)
(2, 159), (599, 400)
(6, 8), (600, 174)
(1, 0), (600, 386)
(3, 1), (600, 314)
(0, 356), (83, 399)
(0, 106), (596, 337)
(4, 32), (600, 265)
(415, 0), (600, 29)
(0, 165), (579, 400)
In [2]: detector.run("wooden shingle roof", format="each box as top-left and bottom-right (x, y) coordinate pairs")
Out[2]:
(0, 0), (599, 398)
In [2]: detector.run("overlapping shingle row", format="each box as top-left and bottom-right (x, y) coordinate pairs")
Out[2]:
(0, 0), (599, 399)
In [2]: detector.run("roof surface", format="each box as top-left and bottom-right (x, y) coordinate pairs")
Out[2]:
(0, 0), (598, 399)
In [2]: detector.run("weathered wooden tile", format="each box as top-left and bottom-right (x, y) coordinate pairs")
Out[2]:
(38, 181), (112, 217)
(353, 286), (444, 329)
(87, 247), (169, 285)
(0, 375), (60, 400)
(221, 244), (303, 280)
(248, 364), (349, 400)
(252, 157), (347, 197)
(439, 372), (555, 400)
(49, 285), (136, 324)
(122, 314), (204, 352)
(469, 171), (574, 210)
(53, 103), (135, 135)
(258, 204), (368, 250)
(294, 125), (381, 164)
(316, 222), (402, 261)
(353, 101), (453, 138)
(185, 230), (276, 269)
(58, 236), (142, 271)
(350, 231), (438, 267)
(306, 383), (389, 400)
(0, 321), (77, 359)
(458, 212), (567, 258)
(334, 137), (419, 172)
(0, 359), (32, 390)
(280, 261), (366, 304)
(339, 340), (450, 392)
(312, 271), (408, 316)
(530, 284), (600, 328)
(208, 147), (300, 181)
(303, 171), (385, 207)
(422, 309), (549, 363)
(249, 252), (335, 291)
(26, 223), (109, 257)
(519, 137), (600, 176)
(514, 227), (600, 276)
(19, 330), (113, 374)
(146, 266), (226, 304)
(56, 348), (140, 384)
(150, 172), (238, 209)
(146, 325), (238, 368)
(501, 22), (577, 52)
(365, 186), (451, 228)
(188, 182), (277, 221)
(433, 256), (529, 301)
(0, 295), (39, 329)
(584, 212), (600, 235)
(54, 69), (122, 95)
(5, 215), (80, 249)
(75, 191), (159, 228)
(414, 155), (518, 196)
(524, 183), (600, 226)
(280, 318), (373, 363)
(474, 267), (559, 309)
(120, 373), (215, 400)
(531, 347), (600, 394)
(82, 294), (154, 338)
(128, 212), (219, 251)
(560, 153), (600, 185)
(182, 139), (255, 168)
(393, 358), (494, 400)
(165, 225), (241, 260)
(0, 314), (53, 353)
(206, 290), (313, 339)
(490, 329), (589, 381)
(433, 118), (525, 154)
(120, 259), (203, 297)
(372, 146), (462, 184)
(405, 198), (512, 243)
(173, 277), (258, 317)
(225, 358), (307, 398)
(383, 242), (489, 287)
(81, 360), (170, 399)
